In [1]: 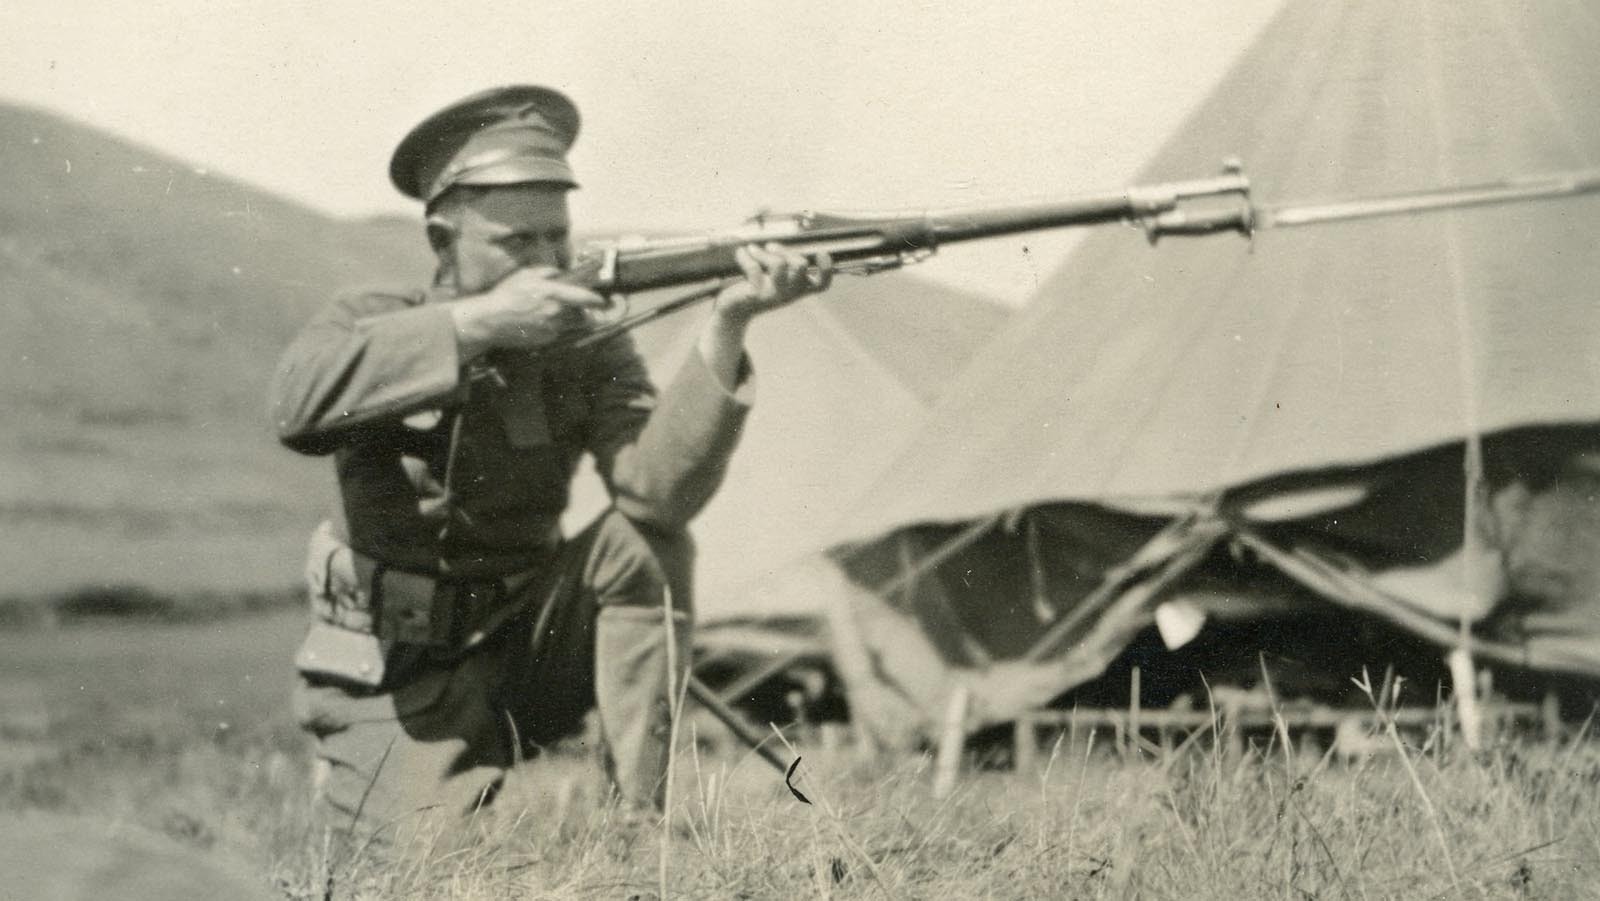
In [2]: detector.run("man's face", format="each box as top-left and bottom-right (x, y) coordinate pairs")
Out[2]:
(439, 183), (573, 294)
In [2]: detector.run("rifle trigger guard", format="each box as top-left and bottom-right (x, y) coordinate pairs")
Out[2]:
(594, 292), (630, 326)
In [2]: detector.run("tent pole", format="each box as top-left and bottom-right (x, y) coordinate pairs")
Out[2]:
(1451, 341), (1487, 752)
(871, 513), (1001, 601)
(932, 684), (971, 799)
(1128, 666), (1142, 759)
(1026, 515), (1053, 623)
(1540, 691), (1563, 740)
(1013, 714), (1037, 774)
(1023, 514), (1223, 664)
(1418, 41), (1492, 747)
(1450, 468), (1487, 749)
(1447, 647), (1482, 751)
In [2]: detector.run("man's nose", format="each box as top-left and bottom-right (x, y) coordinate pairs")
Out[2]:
(522, 239), (568, 270)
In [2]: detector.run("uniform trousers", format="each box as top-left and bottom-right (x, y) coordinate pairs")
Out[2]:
(292, 509), (693, 840)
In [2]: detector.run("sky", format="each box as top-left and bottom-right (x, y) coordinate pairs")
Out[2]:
(3, 1), (1284, 304)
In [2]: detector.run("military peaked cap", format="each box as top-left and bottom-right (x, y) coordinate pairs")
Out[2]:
(389, 85), (581, 204)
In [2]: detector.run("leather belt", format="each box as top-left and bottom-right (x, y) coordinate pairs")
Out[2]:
(357, 553), (538, 649)
(306, 519), (558, 652)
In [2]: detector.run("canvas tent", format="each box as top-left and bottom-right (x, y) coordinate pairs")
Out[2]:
(807, 0), (1600, 743)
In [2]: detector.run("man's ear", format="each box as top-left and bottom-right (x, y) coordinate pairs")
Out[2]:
(425, 215), (458, 256)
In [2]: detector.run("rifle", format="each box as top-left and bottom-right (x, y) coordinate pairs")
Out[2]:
(559, 161), (1600, 349)
(562, 162), (1251, 348)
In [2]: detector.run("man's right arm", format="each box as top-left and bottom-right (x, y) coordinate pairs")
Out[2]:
(271, 272), (609, 455)
(445, 267), (609, 361)
(269, 291), (467, 455)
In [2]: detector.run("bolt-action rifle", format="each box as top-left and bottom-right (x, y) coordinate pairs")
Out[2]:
(556, 161), (1600, 350)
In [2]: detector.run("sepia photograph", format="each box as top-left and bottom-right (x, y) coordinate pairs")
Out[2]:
(3, 0), (1598, 897)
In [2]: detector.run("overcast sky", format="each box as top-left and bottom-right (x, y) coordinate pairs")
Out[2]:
(3, 1), (1283, 303)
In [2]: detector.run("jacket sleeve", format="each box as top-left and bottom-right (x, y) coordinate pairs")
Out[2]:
(586, 333), (755, 529)
(268, 290), (468, 455)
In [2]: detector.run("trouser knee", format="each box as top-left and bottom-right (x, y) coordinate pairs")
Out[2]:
(583, 510), (694, 612)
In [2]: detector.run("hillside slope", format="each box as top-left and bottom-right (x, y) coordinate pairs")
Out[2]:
(1, 103), (426, 593)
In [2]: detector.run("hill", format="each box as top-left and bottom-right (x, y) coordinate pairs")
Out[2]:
(1, 102), (426, 594)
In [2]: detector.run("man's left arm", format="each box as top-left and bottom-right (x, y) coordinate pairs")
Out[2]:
(590, 245), (831, 528)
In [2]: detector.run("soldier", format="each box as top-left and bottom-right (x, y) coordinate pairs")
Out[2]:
(268, 85), (832, 839)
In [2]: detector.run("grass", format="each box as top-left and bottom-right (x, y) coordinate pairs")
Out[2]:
(2, 614), (1599, 899)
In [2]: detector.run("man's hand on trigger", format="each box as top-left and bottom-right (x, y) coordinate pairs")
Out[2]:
(712, 244), (835, 325)
(451, 267), (608, 358)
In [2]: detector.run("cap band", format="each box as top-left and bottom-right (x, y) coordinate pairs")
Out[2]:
(425, 122), (577, 200)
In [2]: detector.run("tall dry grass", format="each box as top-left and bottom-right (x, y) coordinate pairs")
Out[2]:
(3, 619), (1597, 898)
(6, 702), (1599, 899)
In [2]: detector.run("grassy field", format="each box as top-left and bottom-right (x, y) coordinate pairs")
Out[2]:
(2, 613), (1598, 900)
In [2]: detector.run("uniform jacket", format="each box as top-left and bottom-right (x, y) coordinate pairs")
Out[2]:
(269, 285), (753, 579)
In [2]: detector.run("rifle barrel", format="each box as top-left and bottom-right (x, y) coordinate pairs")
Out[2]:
(578, 171), (1254, 294)
(926, 191), (1138, 243)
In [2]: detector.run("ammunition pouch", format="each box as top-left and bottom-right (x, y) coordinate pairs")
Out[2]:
(293, 521), (533, 689)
